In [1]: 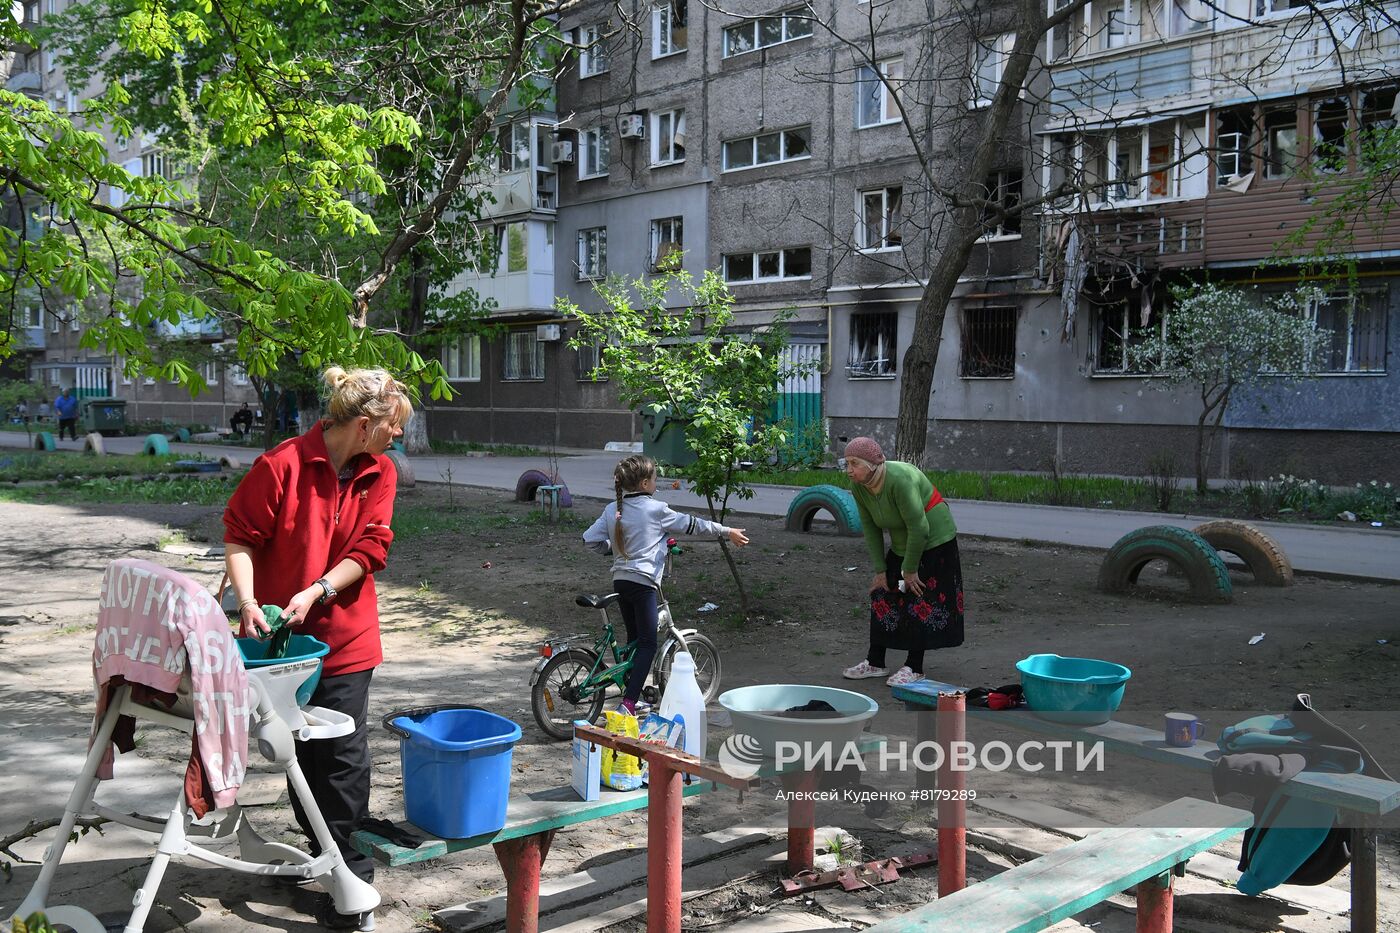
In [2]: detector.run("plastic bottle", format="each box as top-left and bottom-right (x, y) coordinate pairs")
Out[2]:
(658, 651), (707, 759)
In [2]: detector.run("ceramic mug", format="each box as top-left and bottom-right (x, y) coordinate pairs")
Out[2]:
(1164, 712), (1202, 747)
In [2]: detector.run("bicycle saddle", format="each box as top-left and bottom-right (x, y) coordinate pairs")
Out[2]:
(576, 593), (620, 610)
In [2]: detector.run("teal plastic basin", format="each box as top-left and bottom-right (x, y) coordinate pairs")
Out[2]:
(1016, 654), (1131, 725)
(718, 684), (878, 761)
(238, 635), (329, 707)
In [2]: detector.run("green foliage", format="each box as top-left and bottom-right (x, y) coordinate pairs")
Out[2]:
(561, 269), (797, 523)
(2, 0), (565, 400)
(1128, 282), (1328, 492)
(12, 912), (60, 933)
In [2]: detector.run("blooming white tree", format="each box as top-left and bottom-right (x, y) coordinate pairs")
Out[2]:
(1129, 283), (1329, 493)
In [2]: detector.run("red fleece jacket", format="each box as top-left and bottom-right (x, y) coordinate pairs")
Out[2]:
(223, 422), (397, 676)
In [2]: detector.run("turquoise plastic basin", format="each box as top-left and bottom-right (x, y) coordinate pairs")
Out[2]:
(1016, 653), (1131, 725)
(237, 635), (329, 707)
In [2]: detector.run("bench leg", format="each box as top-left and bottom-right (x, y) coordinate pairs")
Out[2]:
(648, 759), (684, 933)
(782, 770), (820, 875)
(1352, 823), (1378, 933)
(1134, 871), (1173, 933)
(493, 831), (554, 933)
(937, 691), (967, 897)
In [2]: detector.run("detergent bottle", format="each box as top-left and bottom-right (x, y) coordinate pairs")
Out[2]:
(658, 651), (708, 759)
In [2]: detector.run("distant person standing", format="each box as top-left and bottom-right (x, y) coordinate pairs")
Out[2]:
(38, 398), (51, 423)
(55, 389), (79, 440)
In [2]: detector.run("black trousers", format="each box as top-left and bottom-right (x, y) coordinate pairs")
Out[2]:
(58, 417), (77, 440)
(289, 668), (375, 883)
(613, 579), (659, 703)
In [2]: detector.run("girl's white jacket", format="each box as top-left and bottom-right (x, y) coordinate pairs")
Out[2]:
(583, 493), (731, 587)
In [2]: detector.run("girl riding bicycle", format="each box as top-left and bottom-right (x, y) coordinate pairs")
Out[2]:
(583, 455), (749, 714)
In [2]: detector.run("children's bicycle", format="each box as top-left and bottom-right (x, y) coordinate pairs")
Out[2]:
(529, 539), (722, 741)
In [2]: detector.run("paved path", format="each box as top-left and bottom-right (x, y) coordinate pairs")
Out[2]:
(5, 431), (1398, 582)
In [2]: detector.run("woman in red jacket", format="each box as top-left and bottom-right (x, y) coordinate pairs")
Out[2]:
(223, 366), (409, 931)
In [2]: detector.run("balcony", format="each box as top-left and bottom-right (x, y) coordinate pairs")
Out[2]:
(5, 71), (42, 96)
(1047, 205), (1206, 272)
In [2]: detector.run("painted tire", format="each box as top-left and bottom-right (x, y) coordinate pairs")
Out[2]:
(34, 431), (55, 452)
(390, 440), (406, 454)
(173, 427), (191, 443)
(385, 449), (415, 487)
(1097, 525), (1233, 604)
(143, 434), (171, 456)
(83, 432), (106, 455)
(1192, 520), (1293, 587)
(785, 484), (863, 536)
(219, 454), (241, 471)
(515, 469), (553, 503)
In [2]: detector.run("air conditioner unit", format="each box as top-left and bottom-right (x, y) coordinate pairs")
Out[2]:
(619, 113), (645, 139)
(552, 140), (575, 164)
(536, 324), (562, 342)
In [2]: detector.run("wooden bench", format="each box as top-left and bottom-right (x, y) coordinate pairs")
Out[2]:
(354, 733), (887, 932)
(865, 796), (1251, 933)
(894, 679), (1400, 933)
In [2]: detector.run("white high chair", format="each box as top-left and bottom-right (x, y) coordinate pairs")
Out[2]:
(8, 570), (381, 932)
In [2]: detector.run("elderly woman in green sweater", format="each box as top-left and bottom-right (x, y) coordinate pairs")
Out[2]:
(840, 436), (965, 687)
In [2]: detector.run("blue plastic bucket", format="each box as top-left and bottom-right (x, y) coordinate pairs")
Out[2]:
(237, 635), (329, 707)
(385, 706), (522, 839)
(1016, 654), (1131, 726)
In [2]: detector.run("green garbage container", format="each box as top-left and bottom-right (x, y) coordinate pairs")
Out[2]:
(81, 397), (127, 436)
(640, 408), (696, 468)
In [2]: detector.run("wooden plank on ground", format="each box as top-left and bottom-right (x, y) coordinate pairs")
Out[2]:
(866, 797), (1251, 933)
(433, 825), (773, 933)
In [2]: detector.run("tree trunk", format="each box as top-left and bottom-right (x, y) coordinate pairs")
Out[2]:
(706, 492), (751, 621)
(296, 388), (320, 436)
(1195, 408), (1211, 495)
(403, 404), (430, 453)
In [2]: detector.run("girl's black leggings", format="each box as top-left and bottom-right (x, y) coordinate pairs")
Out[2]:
(614, 579), (659, 702)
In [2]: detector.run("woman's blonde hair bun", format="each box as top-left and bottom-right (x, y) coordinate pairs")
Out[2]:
(322, 366), (413, 428)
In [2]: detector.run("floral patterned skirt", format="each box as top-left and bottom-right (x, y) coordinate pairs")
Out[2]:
(869, 538), (965, 651)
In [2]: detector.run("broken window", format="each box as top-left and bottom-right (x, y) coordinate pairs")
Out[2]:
(848, 312), (897, 377)
(959, 306), (1018, 378)
(1312, 97), (1350, 173)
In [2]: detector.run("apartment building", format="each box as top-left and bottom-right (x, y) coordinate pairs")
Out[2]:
(431, 0), (1395, 480)
(8, 0), (1394, 477)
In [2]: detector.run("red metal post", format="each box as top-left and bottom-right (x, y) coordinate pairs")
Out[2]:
(492, 831), (554, 933)
(647, 753), (684, 933)
(936, 691), (967, 897)
(1135, 872), (1174, 933)
(782, 770), (820, 875)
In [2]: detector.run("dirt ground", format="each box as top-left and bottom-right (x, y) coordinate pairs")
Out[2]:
(1, 482), (1397, 932)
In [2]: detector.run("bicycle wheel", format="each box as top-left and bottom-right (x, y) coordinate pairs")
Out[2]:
(532, 648), (607, 741)
(657, 633), (722, 704)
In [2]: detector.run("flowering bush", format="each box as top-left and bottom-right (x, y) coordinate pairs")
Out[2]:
(1270, 474), (1329, 513)
(1333, 480), (1399, 523)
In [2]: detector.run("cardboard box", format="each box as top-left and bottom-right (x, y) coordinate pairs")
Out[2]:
(570, 722), (601, 801)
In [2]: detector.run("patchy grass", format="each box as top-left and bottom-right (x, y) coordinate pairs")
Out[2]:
(0, 474), (234, 506)
(0, 451), (191, 483)
(393, 502), (588, 541)
(429, 438), (547, 457)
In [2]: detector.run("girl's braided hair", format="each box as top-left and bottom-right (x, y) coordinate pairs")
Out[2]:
(611, 454), (656, 558)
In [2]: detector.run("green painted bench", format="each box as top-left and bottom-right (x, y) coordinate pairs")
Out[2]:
(353, 733), (887, 932)
(894, 679), (1400, 933)
(865, 797), (1251, 933)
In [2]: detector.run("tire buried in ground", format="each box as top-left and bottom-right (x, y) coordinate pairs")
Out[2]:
(83, 432), (105, 455)
(1192, 519), (1293, 586)
(385, 450), (415, 487)
(1097, 524), (1233, 604)
(784, 484), (863, 536)
(33, 431), (56, 452)
(514, 469), (553, 503)
(142, 433), (171, 456)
